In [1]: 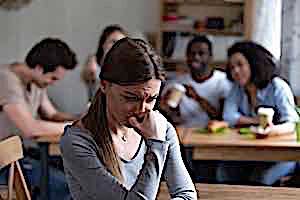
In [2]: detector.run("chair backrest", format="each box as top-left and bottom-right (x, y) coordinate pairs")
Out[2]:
(0, 136), (31, 200)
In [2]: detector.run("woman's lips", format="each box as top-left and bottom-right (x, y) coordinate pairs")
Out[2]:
(136, 116), (144, 123)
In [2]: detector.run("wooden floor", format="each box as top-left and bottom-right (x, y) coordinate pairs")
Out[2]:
(157, 183), (300, 200)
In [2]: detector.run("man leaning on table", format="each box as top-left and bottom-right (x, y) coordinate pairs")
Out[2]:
(0, 38), (78, 200)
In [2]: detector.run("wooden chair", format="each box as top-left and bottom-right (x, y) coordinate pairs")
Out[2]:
(296, 96), (300, 106)
(0, 136), (31, 200)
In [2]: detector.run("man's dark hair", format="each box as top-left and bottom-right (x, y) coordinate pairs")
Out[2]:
(186, 35), (213, 56)
(25, 38), (77, 73)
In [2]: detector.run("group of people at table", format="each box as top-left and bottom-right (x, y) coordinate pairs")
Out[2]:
(0, 24), (299, 200)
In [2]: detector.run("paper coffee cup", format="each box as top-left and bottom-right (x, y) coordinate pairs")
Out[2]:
(167, 83), (186, 108)
(258, 107), (274, 129)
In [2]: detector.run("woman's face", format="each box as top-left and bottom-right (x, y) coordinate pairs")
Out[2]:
(102, 31), (126, 62)
(228, 52), (251, 87)
(102, 79), (161, 127)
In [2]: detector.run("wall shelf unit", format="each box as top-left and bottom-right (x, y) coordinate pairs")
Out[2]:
(158, 0), (248, 72)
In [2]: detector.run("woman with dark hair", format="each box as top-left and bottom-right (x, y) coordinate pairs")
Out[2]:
(95, 24), (127, 66)
(224, 41), (298, 130)
(81, 24), (127, 99)
(60, 38), (197, 199)
(218, 41), (299, 185)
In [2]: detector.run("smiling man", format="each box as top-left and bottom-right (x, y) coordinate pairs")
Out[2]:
(161, 35), (232, 128)
(160, 35), (233, 183)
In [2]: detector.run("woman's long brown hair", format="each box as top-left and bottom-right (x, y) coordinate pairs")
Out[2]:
(81, 38), (165, 181)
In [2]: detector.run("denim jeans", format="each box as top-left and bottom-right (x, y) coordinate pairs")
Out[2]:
(216, 161), (296, 185)
(0, 156), (71, 200)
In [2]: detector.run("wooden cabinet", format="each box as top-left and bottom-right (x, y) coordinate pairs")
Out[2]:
(158, 0), (249, 71)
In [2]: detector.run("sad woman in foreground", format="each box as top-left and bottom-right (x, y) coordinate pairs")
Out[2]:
(60, 37), (197, 200)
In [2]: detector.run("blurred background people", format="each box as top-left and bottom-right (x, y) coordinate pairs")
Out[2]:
(160, 35), (232, 127)
(81, 24), (127, 100)
(218, 41), (299, 186)
(159, 35), (232, 183)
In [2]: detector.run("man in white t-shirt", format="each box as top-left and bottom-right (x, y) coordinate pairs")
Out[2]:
(161, 35), (232, 128)
(160, 35), (232, 182)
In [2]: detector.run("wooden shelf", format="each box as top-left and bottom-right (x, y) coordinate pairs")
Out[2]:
(158, 0), (247, 60)
(164, 0), (243, 7)
(163, 58), (227, 71)
(161, 25), (243, 36)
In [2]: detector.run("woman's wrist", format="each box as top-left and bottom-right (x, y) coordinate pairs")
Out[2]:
(144, 134), (165, 142)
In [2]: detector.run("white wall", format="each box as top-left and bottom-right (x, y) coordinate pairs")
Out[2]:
(0, 0), (159, 113)
(251, 0), (281, 60)
(281, 0), (300, 96)
(0, 11), (19, 63)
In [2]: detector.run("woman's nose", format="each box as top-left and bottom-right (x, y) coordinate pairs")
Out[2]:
(231, 65), (240, 75)
(139, 101), (151, 113)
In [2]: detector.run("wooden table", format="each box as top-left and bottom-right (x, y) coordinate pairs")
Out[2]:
(35, 135), (61, 200)
(176, 127), (300, 161)
(157, 182), (300, 200)
(34, 128), (300, 199)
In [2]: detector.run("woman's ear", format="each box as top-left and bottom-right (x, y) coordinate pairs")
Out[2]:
(34, 64), (44, 74)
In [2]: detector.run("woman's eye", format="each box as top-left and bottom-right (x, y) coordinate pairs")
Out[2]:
(124, 96), (139, 102)
(146, 96), (158, 103)
(237, 61), (244, 67)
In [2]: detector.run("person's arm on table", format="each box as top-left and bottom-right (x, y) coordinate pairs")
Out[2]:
(4, 103), (67, 138)
(39, 92), (79, 122)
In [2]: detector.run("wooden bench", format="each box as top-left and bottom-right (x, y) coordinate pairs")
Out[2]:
(157, 183), (300, 200)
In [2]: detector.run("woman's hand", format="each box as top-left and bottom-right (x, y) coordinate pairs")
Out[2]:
(81, 55), (98, 84)
(128, 111), (167, 141)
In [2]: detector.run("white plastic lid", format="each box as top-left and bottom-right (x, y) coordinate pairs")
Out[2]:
(258, 107), (274, 116)
(170, 83), (186, 93)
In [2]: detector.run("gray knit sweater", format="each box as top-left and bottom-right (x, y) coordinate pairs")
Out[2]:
(60, 120), (196, 200)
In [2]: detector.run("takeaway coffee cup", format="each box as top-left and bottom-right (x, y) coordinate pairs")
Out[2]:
(166, 83), (186, 108)
(257, 107), (274, 129)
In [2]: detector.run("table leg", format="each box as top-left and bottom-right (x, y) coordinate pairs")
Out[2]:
(181, 145), (195, 180)
(39, 142), (49, 200)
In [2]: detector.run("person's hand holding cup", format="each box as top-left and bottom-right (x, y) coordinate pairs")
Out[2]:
(166, 83), (186, 108)
(258, 107), (274, 129)
(253, 107), (274, 138)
